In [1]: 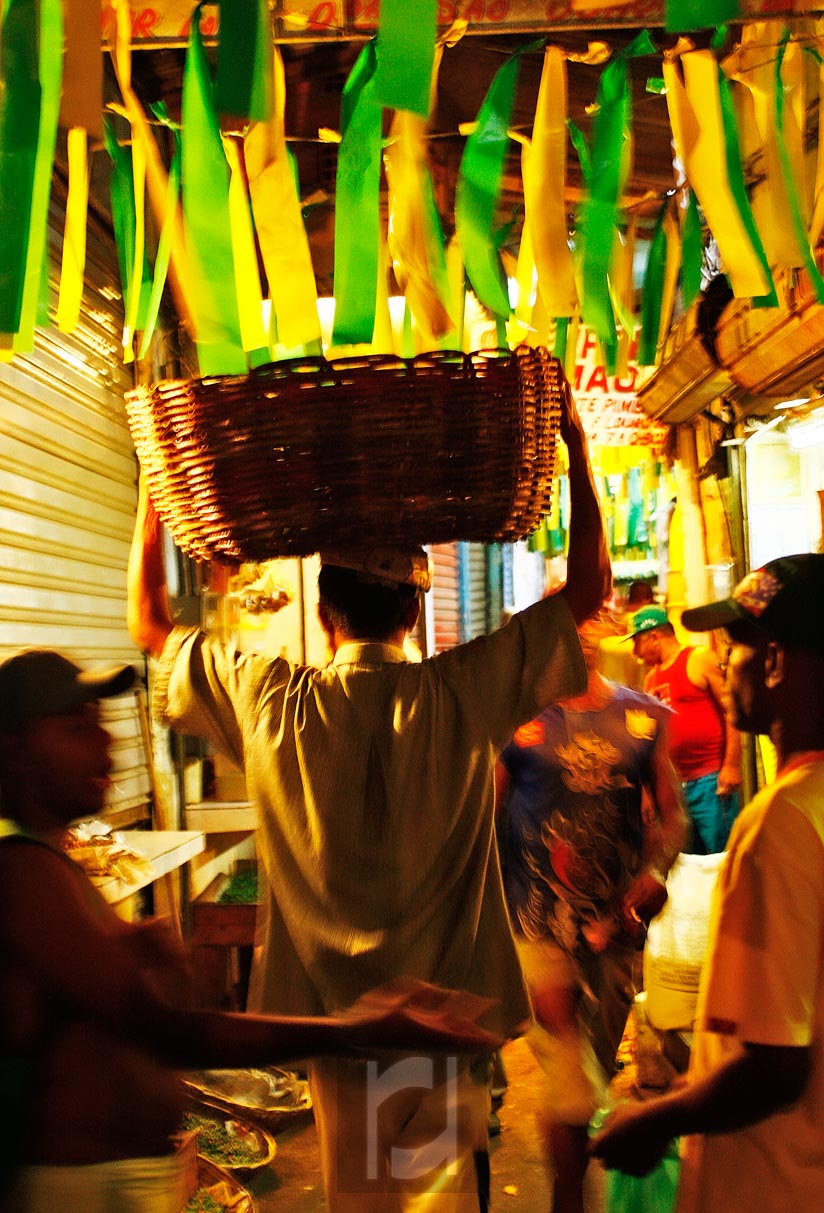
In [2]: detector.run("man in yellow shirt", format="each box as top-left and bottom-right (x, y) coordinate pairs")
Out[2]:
(591, 553), (824, 1213)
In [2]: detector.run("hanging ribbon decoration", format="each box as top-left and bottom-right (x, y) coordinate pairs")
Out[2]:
(331, 40), (383, 347)
(509, 137), (536, 346)
(774, 32), (824, 303)
(526, 46), (578, 320)
(108, 0), (197, 340)
(456, 42), (541, 320)
(56, 128), (90, 334)
(665, 0), (741, 34)
(0, 0), (42, 342)
(223, 134), (269, 359)
(809, 42), (824, 248)
(638, 198), (669, 366)
(12, 0), (62, 354)
(139, 112), (180, 360)
(726, 22), (803, 273)
(384, 46), (455, 348)
(215, 0), (272, 126)
(664, 49), (774, 301)
(373, 0), (437, 119)
(181, 4), (246, 375)
(680, 188), (703, 310)
(104, 119), (151, 357)
(245, 47), (320, 354)
(580, 31), (655, 375)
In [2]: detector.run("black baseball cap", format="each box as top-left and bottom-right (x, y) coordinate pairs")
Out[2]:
(681, 554), (824, 653)
(0, 649), (136, 731)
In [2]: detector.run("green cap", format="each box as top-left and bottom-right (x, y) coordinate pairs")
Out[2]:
(627, 605), (670, 639)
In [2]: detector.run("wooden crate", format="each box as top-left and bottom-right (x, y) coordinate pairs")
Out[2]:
(191, 873), (259, 947)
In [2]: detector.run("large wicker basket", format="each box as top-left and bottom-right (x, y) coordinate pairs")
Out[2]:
(125, 346), (565, 563)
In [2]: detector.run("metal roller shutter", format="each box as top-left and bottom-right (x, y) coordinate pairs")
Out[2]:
(429, 543), (460, 652)
(460, 542), (488, 642)
(0, 193), (151, 828)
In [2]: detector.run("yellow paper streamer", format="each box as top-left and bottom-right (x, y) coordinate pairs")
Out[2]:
(56, 126), (89, 334)
(664, 51), (771, 298)
(725, 24), (805, 270)
(122, 132), (146, 362)
(244, 46), (320, 351)
(813, 48), (824, 246)
(384, 45), (454, 347)
(384, 114), (455, 345)
(445, 233), (468, 351)
(526, 46), (578, 318)
(659, 206), (682, 350)
(508, 146), (536, 348)
(108, 0), (198, 339)
(223, 136), (268, 354)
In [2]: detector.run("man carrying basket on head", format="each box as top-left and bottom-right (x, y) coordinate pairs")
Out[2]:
(128, 383), (612, 1210)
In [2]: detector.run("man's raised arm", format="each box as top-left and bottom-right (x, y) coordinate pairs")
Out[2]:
(557, 381), (612, 623)
(127, 476), (175, 659)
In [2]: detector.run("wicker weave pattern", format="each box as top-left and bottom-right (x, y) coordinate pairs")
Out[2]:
(126, 346), (564, 563)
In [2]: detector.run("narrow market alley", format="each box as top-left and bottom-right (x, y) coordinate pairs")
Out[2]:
(246, 1037), (611, 1212)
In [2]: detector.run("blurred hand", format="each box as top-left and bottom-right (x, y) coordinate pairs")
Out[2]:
(336, 978), (504, 1056)
(589, 1100), (673, 1176)
(622, 871), (668, 927)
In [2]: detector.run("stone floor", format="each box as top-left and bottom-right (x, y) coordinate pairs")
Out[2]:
(245, 1035), (618, 1212)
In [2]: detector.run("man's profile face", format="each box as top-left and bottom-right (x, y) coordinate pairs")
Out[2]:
(632, 629), (660, 665)
(722, 625), (769, 735)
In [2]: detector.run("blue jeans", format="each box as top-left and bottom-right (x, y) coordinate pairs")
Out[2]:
(682, 772), (739, 853)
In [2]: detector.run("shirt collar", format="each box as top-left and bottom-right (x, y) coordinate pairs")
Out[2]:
(332, 641), (408, 667)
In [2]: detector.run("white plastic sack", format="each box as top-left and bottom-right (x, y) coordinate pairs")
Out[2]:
(643, 852), (727, 1031)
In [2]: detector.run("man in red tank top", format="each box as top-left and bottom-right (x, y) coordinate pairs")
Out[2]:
(629, 605), (742, 852)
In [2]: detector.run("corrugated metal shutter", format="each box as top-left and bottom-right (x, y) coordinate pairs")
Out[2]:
(429, 543), (460, 652)
(460, 542), (488, 642)
(0, 190), (151, 828)
(486, 543), (504, 631)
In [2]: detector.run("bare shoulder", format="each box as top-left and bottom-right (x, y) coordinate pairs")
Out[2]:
(686, 644), (721, 684)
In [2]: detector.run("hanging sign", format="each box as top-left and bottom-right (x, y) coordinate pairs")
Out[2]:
(570, 328), (668, 450)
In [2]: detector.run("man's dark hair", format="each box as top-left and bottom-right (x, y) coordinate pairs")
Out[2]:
(318, 565), (418, 641)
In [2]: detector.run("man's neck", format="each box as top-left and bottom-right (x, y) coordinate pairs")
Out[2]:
(563, 669), (614, 711)
(330, 627), (408, 655)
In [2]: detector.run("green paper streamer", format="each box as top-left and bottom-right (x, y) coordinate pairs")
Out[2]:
(332, 40), (382, 346)
(420, 173), (454, 349)
(14, 0), (62, 350)
(774, 34), (824, 304)
(579, 59), (629, 371)
(553, 316), (569, 363)
(567, 120), (592, 190)
(665, 0), (740, 33)
(139, 138), (180, 359)
(374, 0), (436, 119)
(215, 0), (272, 123)
(716, 62), (776, 305)
(681, 189), (703, 310)
(638, 200), (668, 366)
(104, 119), (151, 339)
(182, 4), (246, 374)
(0, 0), (41, 334)
(456, 43), (540, 320)
(580, 33), (655, 374)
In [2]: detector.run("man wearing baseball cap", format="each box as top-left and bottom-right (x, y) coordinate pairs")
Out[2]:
(628, 601), (742, 852)
(0, 647), (505, 1212)
(591, 552), (824, 1213)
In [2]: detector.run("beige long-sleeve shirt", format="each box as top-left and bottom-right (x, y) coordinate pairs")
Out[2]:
(154, 593), (585, 1035)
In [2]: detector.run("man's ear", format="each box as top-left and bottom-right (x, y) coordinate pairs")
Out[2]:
(763, 640), (785, 689)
